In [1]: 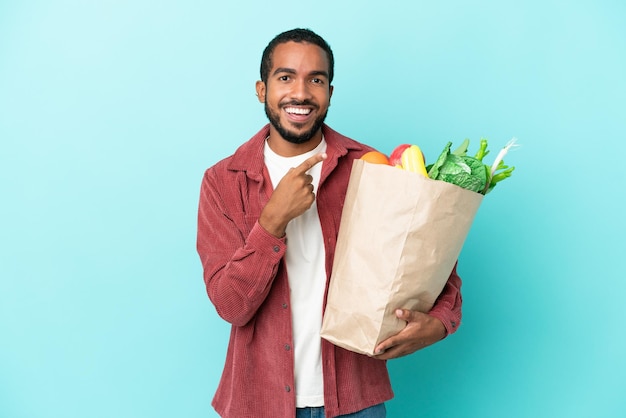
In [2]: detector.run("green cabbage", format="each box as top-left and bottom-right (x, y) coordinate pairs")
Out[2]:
(427, 139), (516, 195)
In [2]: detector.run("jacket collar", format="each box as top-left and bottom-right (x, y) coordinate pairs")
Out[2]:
(227, 124), (366, 181)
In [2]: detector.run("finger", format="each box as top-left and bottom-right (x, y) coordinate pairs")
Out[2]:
(396, 308), (424, 323)
(374, 345), (401, 360)
(294, 152), (327, 174)
(395, 308), (412, 321)
(374, 336), (398, 356)
(373, 310), (412, 355)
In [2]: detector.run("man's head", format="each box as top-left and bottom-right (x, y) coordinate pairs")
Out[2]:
(256, 29), (335, 149)
(260, 28), (334, 85)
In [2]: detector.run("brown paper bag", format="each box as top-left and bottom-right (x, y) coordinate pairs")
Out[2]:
(320, 159), (483, 356)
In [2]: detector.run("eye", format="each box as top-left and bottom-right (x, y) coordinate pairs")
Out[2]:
(311, 78), (324, 84)
(279, 75), (290, 81)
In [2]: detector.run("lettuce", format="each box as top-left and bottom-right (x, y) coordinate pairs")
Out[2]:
(427, 139), (516, 194)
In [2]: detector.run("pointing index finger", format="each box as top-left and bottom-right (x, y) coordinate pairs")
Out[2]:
(295, 152), (327, 173)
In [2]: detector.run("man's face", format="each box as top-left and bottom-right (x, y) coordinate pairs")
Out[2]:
(256, 41), (333, 145)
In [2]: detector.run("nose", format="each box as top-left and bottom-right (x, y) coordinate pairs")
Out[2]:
(290, 78), (312, 100)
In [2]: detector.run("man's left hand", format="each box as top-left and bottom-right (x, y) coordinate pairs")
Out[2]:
(373, 309), (446, 360)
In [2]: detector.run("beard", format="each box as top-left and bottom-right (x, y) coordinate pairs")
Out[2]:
(264, 101), (328, 144)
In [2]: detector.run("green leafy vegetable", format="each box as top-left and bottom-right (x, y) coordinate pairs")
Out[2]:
(474, 138), (489, 161)
(427, 138), (517, 194)
(452, 138), (470, 156)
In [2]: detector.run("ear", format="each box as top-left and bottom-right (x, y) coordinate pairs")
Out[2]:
(255, 80), (266, 103)
(328, 84), (334, 105)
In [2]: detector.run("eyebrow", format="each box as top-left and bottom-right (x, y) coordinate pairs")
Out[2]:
(272, 67), (329, 79)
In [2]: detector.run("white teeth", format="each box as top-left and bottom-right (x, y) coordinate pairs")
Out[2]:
(285, 107), (311, 115)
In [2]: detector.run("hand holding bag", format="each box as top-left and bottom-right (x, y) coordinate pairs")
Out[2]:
(320, 159), (483, 356)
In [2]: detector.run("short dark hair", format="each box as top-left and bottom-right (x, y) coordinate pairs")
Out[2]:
(260, 28), (334, 84)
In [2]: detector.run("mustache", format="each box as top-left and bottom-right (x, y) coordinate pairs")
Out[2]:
(280, 100), (317, 107)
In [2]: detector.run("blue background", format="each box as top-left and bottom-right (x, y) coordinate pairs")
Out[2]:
(1, 1), (625, 417)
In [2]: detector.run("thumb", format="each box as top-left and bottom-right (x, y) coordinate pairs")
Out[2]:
(395, 308), (421, 322)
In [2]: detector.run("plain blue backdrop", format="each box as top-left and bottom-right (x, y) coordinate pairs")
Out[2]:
(1, 1), (625, 417)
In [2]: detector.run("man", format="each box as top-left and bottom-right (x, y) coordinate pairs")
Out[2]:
(196, 28), (462, 418)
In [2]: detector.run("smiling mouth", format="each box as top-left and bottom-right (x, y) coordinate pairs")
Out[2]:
(284, 106), (312, 115)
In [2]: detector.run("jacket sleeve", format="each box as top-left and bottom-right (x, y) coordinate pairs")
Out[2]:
(427, 262), (463, 335)
(196, 168), (285, 327)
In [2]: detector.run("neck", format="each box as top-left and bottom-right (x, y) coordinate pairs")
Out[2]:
(266, 128), (323, 157)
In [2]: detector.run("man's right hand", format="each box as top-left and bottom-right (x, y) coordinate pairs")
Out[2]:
(259, 152), (327, 237)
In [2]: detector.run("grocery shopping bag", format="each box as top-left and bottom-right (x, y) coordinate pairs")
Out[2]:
(320, 159), (483, 356)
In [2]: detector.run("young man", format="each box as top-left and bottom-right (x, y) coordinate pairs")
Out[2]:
(196, 28), (462, 418)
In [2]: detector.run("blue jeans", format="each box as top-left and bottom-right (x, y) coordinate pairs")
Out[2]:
(296, 403), (386, 418)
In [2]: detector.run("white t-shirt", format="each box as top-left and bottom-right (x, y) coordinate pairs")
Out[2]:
(264, 138), (327, 408)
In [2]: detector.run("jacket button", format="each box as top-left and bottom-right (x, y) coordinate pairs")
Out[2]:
(273, 245), (280, 253)
(282, 303), (288, 309)
(284, 344), (291, 351)
(285, 385), (291, 392)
